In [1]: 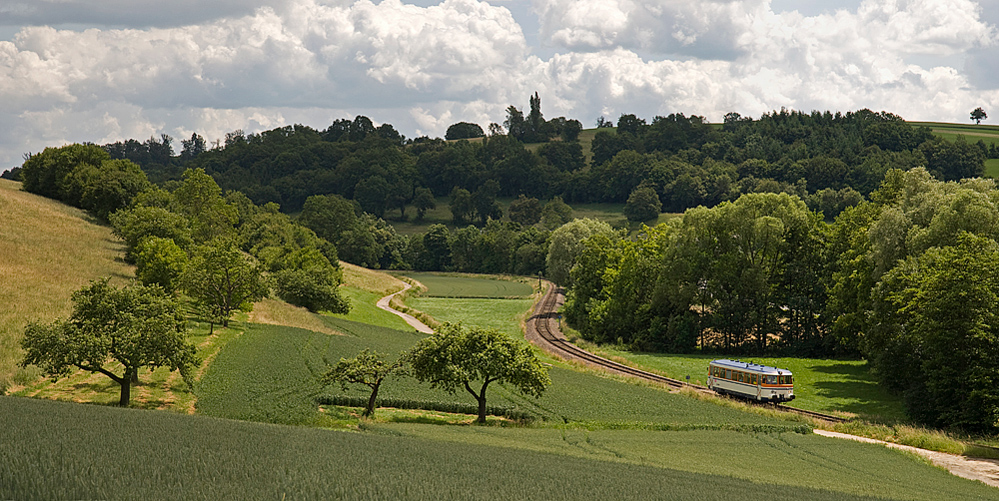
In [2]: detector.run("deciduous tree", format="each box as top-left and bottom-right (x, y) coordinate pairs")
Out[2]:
(20, 279), (197, 407)
(321, 349), (405, 417)
(406, 323), (550, 423)
(182, 240), (267, 328)
(971, 107), (988, 125)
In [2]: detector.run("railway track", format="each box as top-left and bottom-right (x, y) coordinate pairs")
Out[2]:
(525, 282), (846, 424)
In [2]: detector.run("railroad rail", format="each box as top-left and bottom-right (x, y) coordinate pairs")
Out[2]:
(525, 282), (846, 424)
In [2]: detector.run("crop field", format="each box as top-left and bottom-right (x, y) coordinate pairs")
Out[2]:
(0, 179), (135, 393)
(371, 424), (993, 501)
(8, 397), (959, 501)
(580, 347), (907, 422)
(911, 121), (999, 146)
(401, 272), (534, 298)
(195, 311), (783, 427)
(405, 296), (534, 337)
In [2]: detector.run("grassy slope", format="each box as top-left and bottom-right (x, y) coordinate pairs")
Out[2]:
(0, 179), (135, 393)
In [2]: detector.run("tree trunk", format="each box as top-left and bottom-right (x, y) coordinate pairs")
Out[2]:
(364, 384), (380, 417)
(118, 374), (131, 407)
(476, 396), (487, 424)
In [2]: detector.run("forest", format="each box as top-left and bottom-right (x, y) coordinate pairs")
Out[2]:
(10, 96), (999, 432)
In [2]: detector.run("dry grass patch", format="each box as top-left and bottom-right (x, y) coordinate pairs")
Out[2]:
(340, 261), (406, 296)
(0, 179), (134, 392)
(248, 298), (342, 336)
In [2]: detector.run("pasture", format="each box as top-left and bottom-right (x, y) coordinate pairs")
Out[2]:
(0, 179), (135, 394)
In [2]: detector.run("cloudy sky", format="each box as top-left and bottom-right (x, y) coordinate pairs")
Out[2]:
(1, 0), (997, 170)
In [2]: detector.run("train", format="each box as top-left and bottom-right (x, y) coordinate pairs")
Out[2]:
(707, 359), (795, 403)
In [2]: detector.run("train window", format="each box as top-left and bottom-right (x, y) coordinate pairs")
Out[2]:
(725, 370), (731, 379)
(737, 372), (744, 383)
(751, 374), (757, 385)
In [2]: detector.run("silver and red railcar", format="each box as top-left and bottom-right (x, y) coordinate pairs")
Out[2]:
(707, 359), (794, 403)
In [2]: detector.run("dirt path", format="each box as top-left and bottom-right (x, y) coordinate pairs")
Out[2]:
(377, 282), (433, 333)
(814, 430), (999, 488)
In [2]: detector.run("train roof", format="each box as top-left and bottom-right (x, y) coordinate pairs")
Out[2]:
(710, 359), (792, 376)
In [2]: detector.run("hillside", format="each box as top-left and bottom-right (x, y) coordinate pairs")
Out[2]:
(0, 179), (134, 393)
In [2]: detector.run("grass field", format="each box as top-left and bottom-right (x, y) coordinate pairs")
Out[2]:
(13, 397), (984, 501)
(0, 179), (136, 394)
(986, 159), (999, 178)
(401, 272), (534, 298)
(578, 347), (907, 422)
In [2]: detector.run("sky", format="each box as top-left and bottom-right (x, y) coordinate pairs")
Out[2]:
(1, 0), (997, 171)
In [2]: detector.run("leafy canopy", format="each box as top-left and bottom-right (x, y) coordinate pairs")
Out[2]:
(20, 279), (197, 406)
(406, 323), (550, 423)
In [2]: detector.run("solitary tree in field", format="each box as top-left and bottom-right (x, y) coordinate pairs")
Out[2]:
(406, 323), (550, 423)
(20, 279), (197, 407)
(971, 107), (988, 125)
(322, 349), (405, 418)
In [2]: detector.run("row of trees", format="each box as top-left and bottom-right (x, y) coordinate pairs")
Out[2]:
(92, 106), (993, 233)
(561, 169), (999, 432)
(18, 145), (353, 407)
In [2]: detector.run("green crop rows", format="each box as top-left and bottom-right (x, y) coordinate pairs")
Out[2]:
(7, 397), (995, 500)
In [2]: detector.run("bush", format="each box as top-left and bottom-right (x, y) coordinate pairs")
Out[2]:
(273, 268), (349, 314)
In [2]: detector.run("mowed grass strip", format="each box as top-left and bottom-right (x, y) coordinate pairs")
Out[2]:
(0, 180), (135, 392)
(1, 397), (902, 501)
(401, 272), (534, 298)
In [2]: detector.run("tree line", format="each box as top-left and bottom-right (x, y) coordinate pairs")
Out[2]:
(562, 169), (999, 433)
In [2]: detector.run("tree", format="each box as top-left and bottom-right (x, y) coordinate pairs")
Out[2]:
(171, 168), (238, 243)
(508, 194), (542, 226)
(541, 196), (573, 229)
(473, 179), (503, 225)
(406, 323), (550, 423)
(180, 132), (207, 160)
(182, 240), (267, 328)
(504, 106), (527, 141)
(449, 187), (474, 225)
(624, 184), (662, 222)
(20, 279), (197, 407)
(872, 233), (999, 432)
(273, 267), (349, 314)
(971, 107), (988, 125)
(445, 122), (485, 140)
(321, 349), (405, 417)
(110, 206), (193, 262)
(413, 187), (436, 220)
(546, 218), (613, 286)
(134, 236), (188, 293)
(616, 114), (646, 136)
